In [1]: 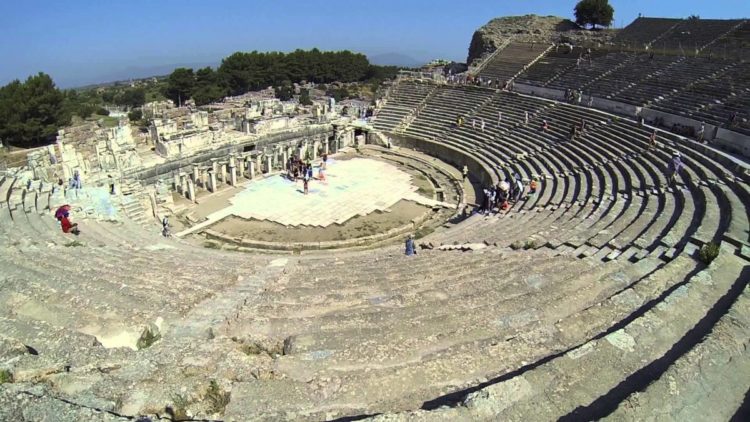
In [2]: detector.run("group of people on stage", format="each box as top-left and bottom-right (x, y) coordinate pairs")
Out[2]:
(287, 154), (328, 195)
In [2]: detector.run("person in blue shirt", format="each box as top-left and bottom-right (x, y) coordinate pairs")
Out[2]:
(405, 234), (416, 256)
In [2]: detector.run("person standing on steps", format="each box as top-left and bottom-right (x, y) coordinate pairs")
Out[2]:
(697, 122), (706, 143)
(666, 151), (684, 187)
(525, 111), (529, 126)
(497, 111), (502, 128)
(648, 129), (657, 151)
(462, 165), (469, 182)
(303, 177), (309, 195)
(405, 234), (417, 256)
(162, 216), (171, 237)
(480, 118), (486, 133)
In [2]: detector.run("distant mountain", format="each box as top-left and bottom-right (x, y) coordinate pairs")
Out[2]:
(63, 61), (219, 89)
(368, 53), (425, 68)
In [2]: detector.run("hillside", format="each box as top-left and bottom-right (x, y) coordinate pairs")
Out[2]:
(468, 14), (617, 65)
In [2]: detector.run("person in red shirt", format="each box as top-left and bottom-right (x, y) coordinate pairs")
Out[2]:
(60, 215), (79, 235)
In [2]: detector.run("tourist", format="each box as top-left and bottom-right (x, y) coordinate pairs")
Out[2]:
(529, 177), (539, 195)
(462, 165), (469, 181)
(162, 216), (171, 237)
(728, 111), (737, 127)
(26, 179), (32, 191)
(472, 118), (476, 130)
(587, 96), (594, 108)
(524, 111), (529, 126)
(497, 111), (502, 128)
(666, 151), (684, 187)
(307, 165), (313, 180)
(108, 175), (115, 195)
(514, 177), (525, 202)
(697, 122), (706, 143)
(303, 178), (309, 195)
(73, 170), (82, 190)
(579, 118), (587, 134)
(648, 129), (657, 150)
(569, 123), (577, 141)
(541, 119), (549, 132)
(55, 205), (80, 235)
(498, 181), (510, 211)
(405, 234), (417, 256)
(480, 118), (486, 132)
(482, 188), (493, 215)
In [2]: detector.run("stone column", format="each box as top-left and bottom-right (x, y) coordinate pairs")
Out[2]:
(266, 155), (272, 174)
(187, 179), (196, 203)
(211, 159), (219, 175)
(237, 156), (245, 179)
(220, 162), (227, 184)
(312, 141), (320, 159)
(173, 173), (181, 191)
(199, 167), (208, 188)
(229, 154), (237, 186)
(324, 139), (330, 155)
(282, 150), (289, 170)
(192, 166), (200, 184)
(249, 160), (255, 179)
(256, 156), (262, 175)
(180, 172), (188, 197)
(208, 170), (217, 192)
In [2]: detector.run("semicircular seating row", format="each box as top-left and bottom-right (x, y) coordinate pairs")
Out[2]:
(0, 82), (748, 420)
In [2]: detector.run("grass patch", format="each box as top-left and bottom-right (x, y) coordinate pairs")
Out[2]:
(206, 380), (231, 414)
(168, 393), (190, 421)
(699, 242), (720, 265)
(64, 240), (84, 247)
(524, 239), (538, 250)
(136, 325), (161, 350)
(0, 369), (13, 384)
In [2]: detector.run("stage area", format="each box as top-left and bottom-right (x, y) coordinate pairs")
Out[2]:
(177, 157), (450, 237)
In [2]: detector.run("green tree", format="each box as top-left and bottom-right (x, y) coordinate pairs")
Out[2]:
(0, 73), (69, 148)
(192, 67), (229, 106)
(165, 68), (195, 106)
(274, 83), (294, 101)
(117, 87), (146, 109)
(574, 0), (614, 29)
(128, 109), (143, 122)
(298, 89), (313, 106)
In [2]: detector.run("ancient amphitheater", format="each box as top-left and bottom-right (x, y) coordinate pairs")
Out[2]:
(1, 16), (749, 422)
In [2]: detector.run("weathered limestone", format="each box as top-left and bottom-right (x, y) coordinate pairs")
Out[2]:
(187, 179), (196, 202)
(207, 169), (217, 192)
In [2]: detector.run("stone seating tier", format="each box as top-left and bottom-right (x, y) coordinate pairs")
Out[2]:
(1, 82), (748, 421)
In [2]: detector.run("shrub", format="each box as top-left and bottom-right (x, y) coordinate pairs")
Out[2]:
(64, 240), (84, 247)
(206, 380), (230, 414)
(699, 242), (720, 265)
(510, 240), (524, 250)
(168, 393), (190, 421)
(0, 369), (12, 384)
(96, 107), (110, 116)
(524, 239), (537, 250)
(128, 109), (143, 122)
(136, 325), (161, 350)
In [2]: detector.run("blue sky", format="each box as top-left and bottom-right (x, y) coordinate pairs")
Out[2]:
(1, 0), (748, 88)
